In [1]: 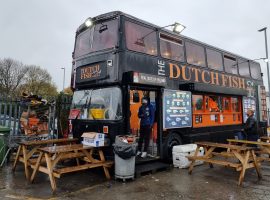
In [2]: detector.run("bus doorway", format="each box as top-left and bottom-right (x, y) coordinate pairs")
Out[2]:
(129, 88), (160, 160)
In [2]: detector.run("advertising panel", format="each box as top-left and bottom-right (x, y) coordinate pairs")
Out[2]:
(163, 89), (192, 129)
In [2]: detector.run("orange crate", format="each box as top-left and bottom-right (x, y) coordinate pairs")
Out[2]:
(28, 118), (39, 127)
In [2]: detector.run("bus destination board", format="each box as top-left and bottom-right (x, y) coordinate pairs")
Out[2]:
(163, 89), (192, 129)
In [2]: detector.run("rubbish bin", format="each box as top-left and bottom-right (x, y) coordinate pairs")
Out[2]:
(0, 125), (10, 165)
(114, 135), (137, 181)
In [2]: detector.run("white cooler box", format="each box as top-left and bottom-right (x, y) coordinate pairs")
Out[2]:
(172, 144), (204, 168)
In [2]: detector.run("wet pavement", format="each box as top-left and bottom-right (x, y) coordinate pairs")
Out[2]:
(1, 162), (270, 200)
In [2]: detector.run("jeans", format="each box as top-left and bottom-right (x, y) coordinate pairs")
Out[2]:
(138, 125), (151, 152)
(235, 132), (246, 140)
(247, 134), (259, 142)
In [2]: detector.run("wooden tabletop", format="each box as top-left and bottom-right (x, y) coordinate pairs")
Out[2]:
(227, 139), (270, 146)
(17, 138), (78, 146)
(261, 136), (270, 141)
(195, 141), (253, 150)
(38, 144), (94, 154)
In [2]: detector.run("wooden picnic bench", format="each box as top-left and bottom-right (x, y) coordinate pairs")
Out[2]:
(187, 141), (262, 186)
(260, 136), (270, 142)
(30, 144), (113, 192)
(227, 139), (270, 161)
(13, 138), (78, 180)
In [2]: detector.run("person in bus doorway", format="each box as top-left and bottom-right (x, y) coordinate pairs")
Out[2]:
(137, 97), (155, 158)
(244, 109), (259, 141)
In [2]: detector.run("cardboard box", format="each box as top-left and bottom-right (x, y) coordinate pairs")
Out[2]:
(82, 132), (105, 147)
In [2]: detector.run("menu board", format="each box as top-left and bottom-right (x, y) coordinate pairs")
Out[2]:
(242, 97), (256, 122)
(163, 89), (192, 129)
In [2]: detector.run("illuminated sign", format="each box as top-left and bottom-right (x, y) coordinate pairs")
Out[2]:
(133, 72), (166, 86)
(76, 63), (107, 83)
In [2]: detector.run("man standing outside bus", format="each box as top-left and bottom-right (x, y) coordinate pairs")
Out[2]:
(137, 97), (155, 158)
(244, 109), (259, 141)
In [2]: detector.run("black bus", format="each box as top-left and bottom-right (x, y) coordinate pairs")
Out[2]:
(69, 11), (267, 160)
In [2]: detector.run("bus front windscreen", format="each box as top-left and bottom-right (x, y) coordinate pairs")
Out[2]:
(71, 87), (122, 120)
(74, 19), (118, 58)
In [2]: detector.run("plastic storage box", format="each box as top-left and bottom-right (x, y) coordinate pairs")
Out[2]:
(172, 144), (204, 168)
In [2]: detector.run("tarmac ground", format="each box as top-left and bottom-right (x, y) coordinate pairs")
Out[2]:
(1, 162), (270, 200)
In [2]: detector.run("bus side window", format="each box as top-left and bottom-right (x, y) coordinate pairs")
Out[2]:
(205, 97), (209, 110)
(192, 95), (203, 111)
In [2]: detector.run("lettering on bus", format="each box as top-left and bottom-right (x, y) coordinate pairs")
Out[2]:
(169, 63), (246, 89)
(80, 64), (101, 80)
(157, 60), (166, 76)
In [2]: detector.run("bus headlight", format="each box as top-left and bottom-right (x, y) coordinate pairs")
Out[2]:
(85, 18), (93, 27)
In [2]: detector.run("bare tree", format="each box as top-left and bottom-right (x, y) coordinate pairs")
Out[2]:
(19, 65), (58, 97)
(0, 58), (28, 97)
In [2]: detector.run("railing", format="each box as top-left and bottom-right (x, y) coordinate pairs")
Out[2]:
(0, 94), (73, 136)
(0, 97), (21, 136)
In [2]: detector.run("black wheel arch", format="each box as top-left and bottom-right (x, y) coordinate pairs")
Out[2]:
(162, 130), (183, 161)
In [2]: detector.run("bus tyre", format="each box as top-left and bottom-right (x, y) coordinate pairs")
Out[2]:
(163, 132), (182, 161)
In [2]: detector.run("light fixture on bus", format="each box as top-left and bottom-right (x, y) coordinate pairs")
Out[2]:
(173, 22), (186, 34)
(253, 58), (269, 63)
(134, 22), (186, 47)
(232, 57), (269, 67)
(85, 17), (93, 27)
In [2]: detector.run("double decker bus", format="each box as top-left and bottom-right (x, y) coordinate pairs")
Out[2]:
(70, 11), (267, 160)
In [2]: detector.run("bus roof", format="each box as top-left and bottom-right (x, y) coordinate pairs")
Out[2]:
(77, 11), (260, 65)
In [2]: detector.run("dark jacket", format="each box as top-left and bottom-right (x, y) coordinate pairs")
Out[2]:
(244, 115), (258, 135)
(138, 104), (154, 126)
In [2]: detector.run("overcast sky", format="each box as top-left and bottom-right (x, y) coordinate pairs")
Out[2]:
(0, 0), (270, 91)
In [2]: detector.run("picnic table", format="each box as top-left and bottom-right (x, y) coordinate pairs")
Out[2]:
(187, 141), (262, 186)
(260, 136), (270, 142)
(30, 144), (113, 192)
(13, 138), (78, 180)
(227, 139), (270, 162)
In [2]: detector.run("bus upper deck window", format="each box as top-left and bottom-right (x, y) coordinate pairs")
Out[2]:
(74, 19), (118, 58)
(238, 59), (250, 77)
(92, 19), (118, 51)
(125, 21), (157, 56)
(224, 55), (238, 75)
(206, 48), (223, 71)
(186, 42), (206, 67)
(160, 33), (184, 62)
(75, 28), (92, 57)
(250, 62), (262, 80)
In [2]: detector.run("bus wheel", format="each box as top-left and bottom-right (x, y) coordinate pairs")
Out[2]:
(163, 132), (182, 161)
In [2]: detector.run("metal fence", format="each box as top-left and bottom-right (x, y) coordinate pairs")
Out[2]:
(0, 95), (73, 138)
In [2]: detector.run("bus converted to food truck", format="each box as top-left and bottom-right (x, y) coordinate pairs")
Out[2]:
(69, 11), (267, 160)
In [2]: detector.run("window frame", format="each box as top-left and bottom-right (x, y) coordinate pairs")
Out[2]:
(249, 61), (262, 80)
(74, 18), (119, 58)
(237, 58), (251, 78)
(71, 86), (123, 121)
(223, 54), (238, 75)
(185, 41), (207, 67)
(159, 32), (185, 62)
(206, 48), (224, 71)
(124, 19), (158, 56)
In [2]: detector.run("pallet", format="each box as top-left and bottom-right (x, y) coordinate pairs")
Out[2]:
(135, 161), (171, 178)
